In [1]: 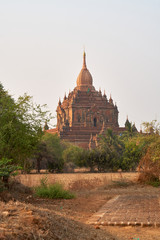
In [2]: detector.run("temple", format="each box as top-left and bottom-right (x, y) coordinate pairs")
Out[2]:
(47, 52), (125, 148)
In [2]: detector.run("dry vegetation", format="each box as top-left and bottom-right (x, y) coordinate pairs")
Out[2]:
(15, 172), (138, 188)
(1, 173), (160, 240)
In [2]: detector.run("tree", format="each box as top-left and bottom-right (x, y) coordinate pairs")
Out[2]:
(37, 133), (64, 173)
(62, 142), (84, 166)
(0, 158), (21, 188)
(0, 82), (51, 171)
(85, 149), (98, 172)
(97, 129), (124, 172)
(121, 139), (142, 171)
(142, 120), (160, 134)
(121, 119), (138, 140)
(138, 124), (160, 183)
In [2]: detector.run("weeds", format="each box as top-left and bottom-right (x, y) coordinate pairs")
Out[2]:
(146, 180), (160, 187)
(34, 177), (75, 199)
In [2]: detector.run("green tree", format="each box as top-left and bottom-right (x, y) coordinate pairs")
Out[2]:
(121, 119), (138, 140)
(142, 120), (160, 134)
(85, 149), (98, 172)
(0, 83), (51, 171)
(62, 142), (84, 166)
(0, 158), (21, 189)
(97, 129), (124, 172)
(121, 139), (142, 171)
(38, 133), (64, 173)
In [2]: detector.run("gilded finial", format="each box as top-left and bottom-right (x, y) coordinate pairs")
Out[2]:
(83, 50), (87, 69)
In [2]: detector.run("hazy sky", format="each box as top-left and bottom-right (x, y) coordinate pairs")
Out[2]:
(0, 0), (160, 130)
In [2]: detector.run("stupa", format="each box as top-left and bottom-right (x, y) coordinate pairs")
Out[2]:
(47, 52), (125, 148)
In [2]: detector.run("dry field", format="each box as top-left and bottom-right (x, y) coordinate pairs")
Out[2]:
(1, 172), (160, 240)
(15, 172), (138, 189)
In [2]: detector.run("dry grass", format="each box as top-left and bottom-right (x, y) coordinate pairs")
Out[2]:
(1, 173), (160, 240)
(15, 172), (138, 190)
(68, 177), (102, 191)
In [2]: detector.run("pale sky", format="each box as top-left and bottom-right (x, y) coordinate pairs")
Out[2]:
(0, 0), (160, 130)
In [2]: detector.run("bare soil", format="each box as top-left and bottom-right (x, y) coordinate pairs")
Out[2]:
(0, 175), (160, 240)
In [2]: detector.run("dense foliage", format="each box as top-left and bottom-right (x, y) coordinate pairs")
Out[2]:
(0, 83), (51, 167)
(0, 82), (52, 185)
(138, 121), (160, 183)
(35, 133), (64, 173)
(0, 158), (22, 189)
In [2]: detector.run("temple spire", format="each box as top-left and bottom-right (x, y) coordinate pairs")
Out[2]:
(83, 51), (87, 69)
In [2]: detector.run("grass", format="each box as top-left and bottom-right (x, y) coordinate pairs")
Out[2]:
(146, 180), (160, 187)
(111, 180), (131, 187)
(34, 177), (75, 199)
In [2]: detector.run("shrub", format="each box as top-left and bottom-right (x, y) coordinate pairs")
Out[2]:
(138, 135), (160, 183)
(0, 158), (21, 188)
(121, 140), (142, 171)
(34, 178), (75, 199)
(146, 180), (160, 187)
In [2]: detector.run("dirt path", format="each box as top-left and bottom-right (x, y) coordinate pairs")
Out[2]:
(1, 181), (160, 239)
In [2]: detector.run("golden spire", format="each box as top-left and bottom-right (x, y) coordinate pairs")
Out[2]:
(83, 51), (87, 69)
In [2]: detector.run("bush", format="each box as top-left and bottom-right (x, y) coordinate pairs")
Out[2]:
(121, 140), (142, 171)
(34, 178), (75, 199)
(138, 135), (160, 183)
(146, 180), (160, 187)
(0, 158), (21, 188)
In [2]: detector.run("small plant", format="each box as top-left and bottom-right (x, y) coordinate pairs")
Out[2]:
(40, 175), (48, 188)
(34, 178), (75, 199)
(146, 180), (160, 187)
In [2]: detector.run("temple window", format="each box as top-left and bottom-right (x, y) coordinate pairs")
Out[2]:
(94, 117), (97, 127)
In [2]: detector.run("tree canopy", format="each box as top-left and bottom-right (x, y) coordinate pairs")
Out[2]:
(0, 82), (51, 169)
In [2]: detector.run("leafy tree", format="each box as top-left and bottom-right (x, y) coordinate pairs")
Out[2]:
(85, 149), (98, 172)
(62, 142), (84, 167)
(121, 119), (138, 140)
(34, 142), (48, 173)
(138, 125), (160, 182)
(36, 133), (64, 173)
(142, 120), (160, 134)
(96, 129), (124, 172)
(0, 158), (21, 189)
(121, 139), (142, 171)
(0, 82), (51, 171)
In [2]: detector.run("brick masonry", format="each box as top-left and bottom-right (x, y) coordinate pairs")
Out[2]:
(88, 194), (160, 227)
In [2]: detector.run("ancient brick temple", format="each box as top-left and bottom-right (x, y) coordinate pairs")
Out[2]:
(47, 52), (125, 149)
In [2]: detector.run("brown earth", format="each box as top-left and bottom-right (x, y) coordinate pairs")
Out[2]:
(0, 175), (160, 240)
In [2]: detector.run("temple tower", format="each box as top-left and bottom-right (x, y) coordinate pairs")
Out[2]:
(51, 52), (125, 148)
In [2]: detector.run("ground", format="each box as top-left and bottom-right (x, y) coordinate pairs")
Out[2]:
(0, 174), (160, 240)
